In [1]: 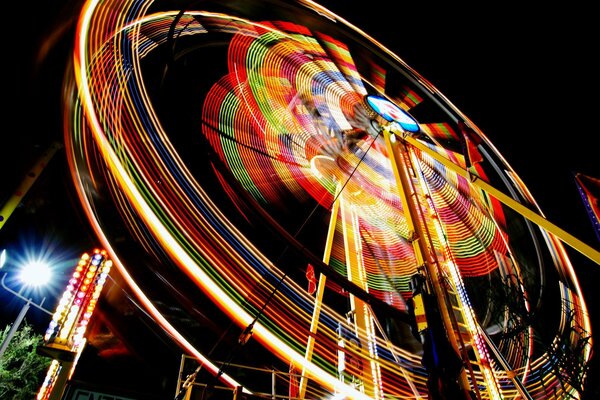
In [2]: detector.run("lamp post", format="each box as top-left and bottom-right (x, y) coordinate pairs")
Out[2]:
(0, 249), (53, 359)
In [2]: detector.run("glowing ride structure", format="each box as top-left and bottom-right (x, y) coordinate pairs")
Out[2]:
(64, 0), (594, 398)
(36, 249), (113, 400)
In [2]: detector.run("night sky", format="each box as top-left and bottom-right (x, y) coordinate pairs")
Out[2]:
(1, 1), (599, 398)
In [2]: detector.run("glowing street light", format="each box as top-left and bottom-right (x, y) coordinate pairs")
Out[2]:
(0, 249), (53, 359)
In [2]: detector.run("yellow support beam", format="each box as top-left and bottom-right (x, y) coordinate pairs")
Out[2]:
(339, 194), (376, 396)
(402, 134), (600, 265)
(298, 184), (341, 399)
(0, 141), (63, 231)
(384, 129), (473, 394)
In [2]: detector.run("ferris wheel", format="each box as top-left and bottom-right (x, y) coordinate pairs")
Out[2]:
(65, 0), (594, 398)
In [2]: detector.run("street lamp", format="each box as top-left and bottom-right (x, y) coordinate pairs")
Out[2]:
(0, 249), (54, 359)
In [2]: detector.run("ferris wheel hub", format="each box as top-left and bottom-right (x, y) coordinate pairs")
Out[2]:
(365, 95), (420, 134)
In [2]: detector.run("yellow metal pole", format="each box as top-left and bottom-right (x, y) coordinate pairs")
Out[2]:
(383, 128), (472, 393)
(402, 134), (600, 265)
(339, 194), (377, 396)
(298, 186), (340, 399)
(0, 141), (63, 231)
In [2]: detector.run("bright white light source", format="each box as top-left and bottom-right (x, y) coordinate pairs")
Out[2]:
(19, 260), (52, 287)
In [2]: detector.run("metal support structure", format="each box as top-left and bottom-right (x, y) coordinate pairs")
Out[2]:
(402, 134), (600, 265)
(1, 273), (52, 315)
(299, 184), (341, 399)
(383, 128), (474, 398)
(0, 298), (32, 358)
(0, 272), (52, 359)
(0, 141), (63, 231)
